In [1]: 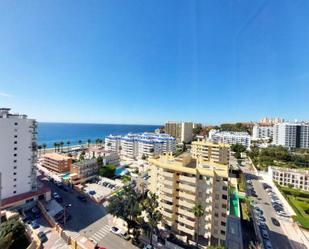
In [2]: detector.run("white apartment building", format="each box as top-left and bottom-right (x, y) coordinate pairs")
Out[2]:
(0, 108), (37, 199)
(105, 133), (176, 159)
(252, 124), (274, 140)
(273, 122), (309, 149)
(208, 130), (251, 149)
(149, 154), (229, 246)
(165, 121), (193, 143)
(105, 135), (122, 153)
(268, 166), (309, 191)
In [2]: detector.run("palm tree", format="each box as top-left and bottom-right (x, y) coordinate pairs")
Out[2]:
(142, 192), (162, 245)
(193, 202), (204, 248)
(60, 141), (64, 152)
(87, 139), (91, 148)
(53, 142), (58, 152)
(37, 145), (42, 155)
(67, 141), (71, 152)
(42, 143), (47, 154)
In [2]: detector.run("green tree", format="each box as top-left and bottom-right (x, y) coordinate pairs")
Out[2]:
(193, 126), (202, 136)
(107, 186), (142, 235)
(142, 192), (162, 245)
(37, 145), (42, 155)
(107, 142), (112, 147)
(231, 143), (246, 159)
(53, 142), (58, 152)
(79, 151), (85, 161)
(97, 156), (103, 167)
(192, 202), (204, 248)
(87, 139), (91, 147)
(0, 219), (29, 249)
(99, 164), (116, 178)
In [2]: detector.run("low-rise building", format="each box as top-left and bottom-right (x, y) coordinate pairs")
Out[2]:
(191, 140), (230, 164)
(252, 124), (273, 140)
(41, 153), (72, 173)
(84, 147), (120, 166)
(70, 159), (99, 185)
(149, 153), (229, 247)
(268, 166), (309, 191)
(208, 130), (251, 149)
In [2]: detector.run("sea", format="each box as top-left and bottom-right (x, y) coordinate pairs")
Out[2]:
(37, 122), (160, 148)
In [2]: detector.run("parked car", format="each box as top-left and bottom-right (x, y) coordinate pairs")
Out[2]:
(52, 192), (60, 198)
(271, 217), (280, 226)
(132, 238), (143, 247)
(258, 216), (266, 222)
(77, 195), (87, 202)
(38, 231), (48, 243)
(31, 220), (40, 229)
(264, 240), (272, 249)
(110, 226), (121, 235)
(261, 229), (269, 239)
(259, 222), (267, 229)
(143, 244), (153, 249)
(89, 190), (96, 195)
(31, 207), (40, 214)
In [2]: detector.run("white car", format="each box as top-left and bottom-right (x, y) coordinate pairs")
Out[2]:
(110, 226), (121, 235)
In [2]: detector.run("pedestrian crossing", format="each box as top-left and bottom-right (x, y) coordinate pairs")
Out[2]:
(89, 225), (110, 243)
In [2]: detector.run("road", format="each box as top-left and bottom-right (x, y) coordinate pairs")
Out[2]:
(40, 177), (137, 249)
(242, 164), (307, 249)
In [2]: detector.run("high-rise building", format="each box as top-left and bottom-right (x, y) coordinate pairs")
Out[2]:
(0, 108), (37, 199)
(165, 121), (193, 143)
(273, 122), (309, 149)
(252, 124), (274, 140)
(208, 130), (251, 149)
(149, 153), (229, 246)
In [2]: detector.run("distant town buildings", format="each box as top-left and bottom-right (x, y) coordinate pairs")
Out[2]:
(149, 153), (229, 246)
(105, 133), (176, 159)
(0, 108), (50, 209)
(208, 129), (251, 149)
(70, 159), (99, 185)
(273, 122), (309, 149)
(165, 121), (193, 143)
(84, 147), (120, 166)
(268, 166), (309, 191)
(260, 117), (285, 125)
(42, 153), (72, 173)
(191, 140), (230, 164)
(252, 124), (274, 140)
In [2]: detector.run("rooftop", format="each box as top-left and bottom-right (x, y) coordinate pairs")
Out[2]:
(44, 153), (71, 161)
(192, 140), (230, 148)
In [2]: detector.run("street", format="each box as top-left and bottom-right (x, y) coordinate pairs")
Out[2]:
(40, 177), (138, 249)
(242, 164), (307, 249)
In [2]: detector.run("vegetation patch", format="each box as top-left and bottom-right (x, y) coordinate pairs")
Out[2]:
(277, 185), (309, 229)
(99, 164), (116, 178)
(0, 219), (29, 249)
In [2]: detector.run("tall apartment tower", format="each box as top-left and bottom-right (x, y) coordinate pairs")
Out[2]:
(0, 108), (37, 199)
(149, 153), (229, 247)
(165, 121), (193, 143)
(273, 122), (309, 149)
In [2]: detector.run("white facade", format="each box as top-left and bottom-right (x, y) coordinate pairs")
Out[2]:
(252, 125), (273, 140)
(105, 133), (176, 159)
(105, 135), (122, 153)
(208, 129), (251, 149)
(269, 166), (309, 191)
(0, 108), (37, 199)
(273, 122), (309, 149)
(181, 122), (193, 143)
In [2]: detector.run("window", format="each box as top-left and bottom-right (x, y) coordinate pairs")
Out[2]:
(222, 186), (228, 191)
(13, 185), (17, 187)
(221, 221), (226, 227)
(14, 122), (18, 125)
(14, 160), (17, 163)
(221, 230), (225, 235)
(14, 166), (17, 169)
(222, 204), (227, 209)
(14, 141), (17, 144)
(14, 178), (17, 181)
(14, 135), (17, 138)
(13, 172), (17, 175)
(14, 153), (17, 157)
(214, 212), (219, 217)
(222, 194), (227, 200)
(14, 147), (17, 150)
(13, 191), (17, 194)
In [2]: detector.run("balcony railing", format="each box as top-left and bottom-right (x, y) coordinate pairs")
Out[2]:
(179, 175), (196, 184)
(179, 183), (196, 193)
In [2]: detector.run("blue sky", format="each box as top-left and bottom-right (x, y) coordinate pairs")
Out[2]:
(0, 0), (308, 125)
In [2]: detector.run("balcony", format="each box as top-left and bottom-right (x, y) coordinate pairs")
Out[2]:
(178, 208), (195, 219)
(164, 219), (173, 226)
(179, 191), (196, 201)
(178, 216), (195, 227)
(161, 171), (174, 178)
(177, 224), (195, 236)
(179, 183), (196, 193)
(164, 180), (174, 187)
(162, 210), (173, 219)
(179, 175), (196, 184)
(162, 187), (173, 195)
(179, 199), (195, 209)
(161, 202), (174, 211)
(162, 195), (173, 203)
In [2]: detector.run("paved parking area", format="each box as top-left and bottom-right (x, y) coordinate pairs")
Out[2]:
(40, 176), (138, 249)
